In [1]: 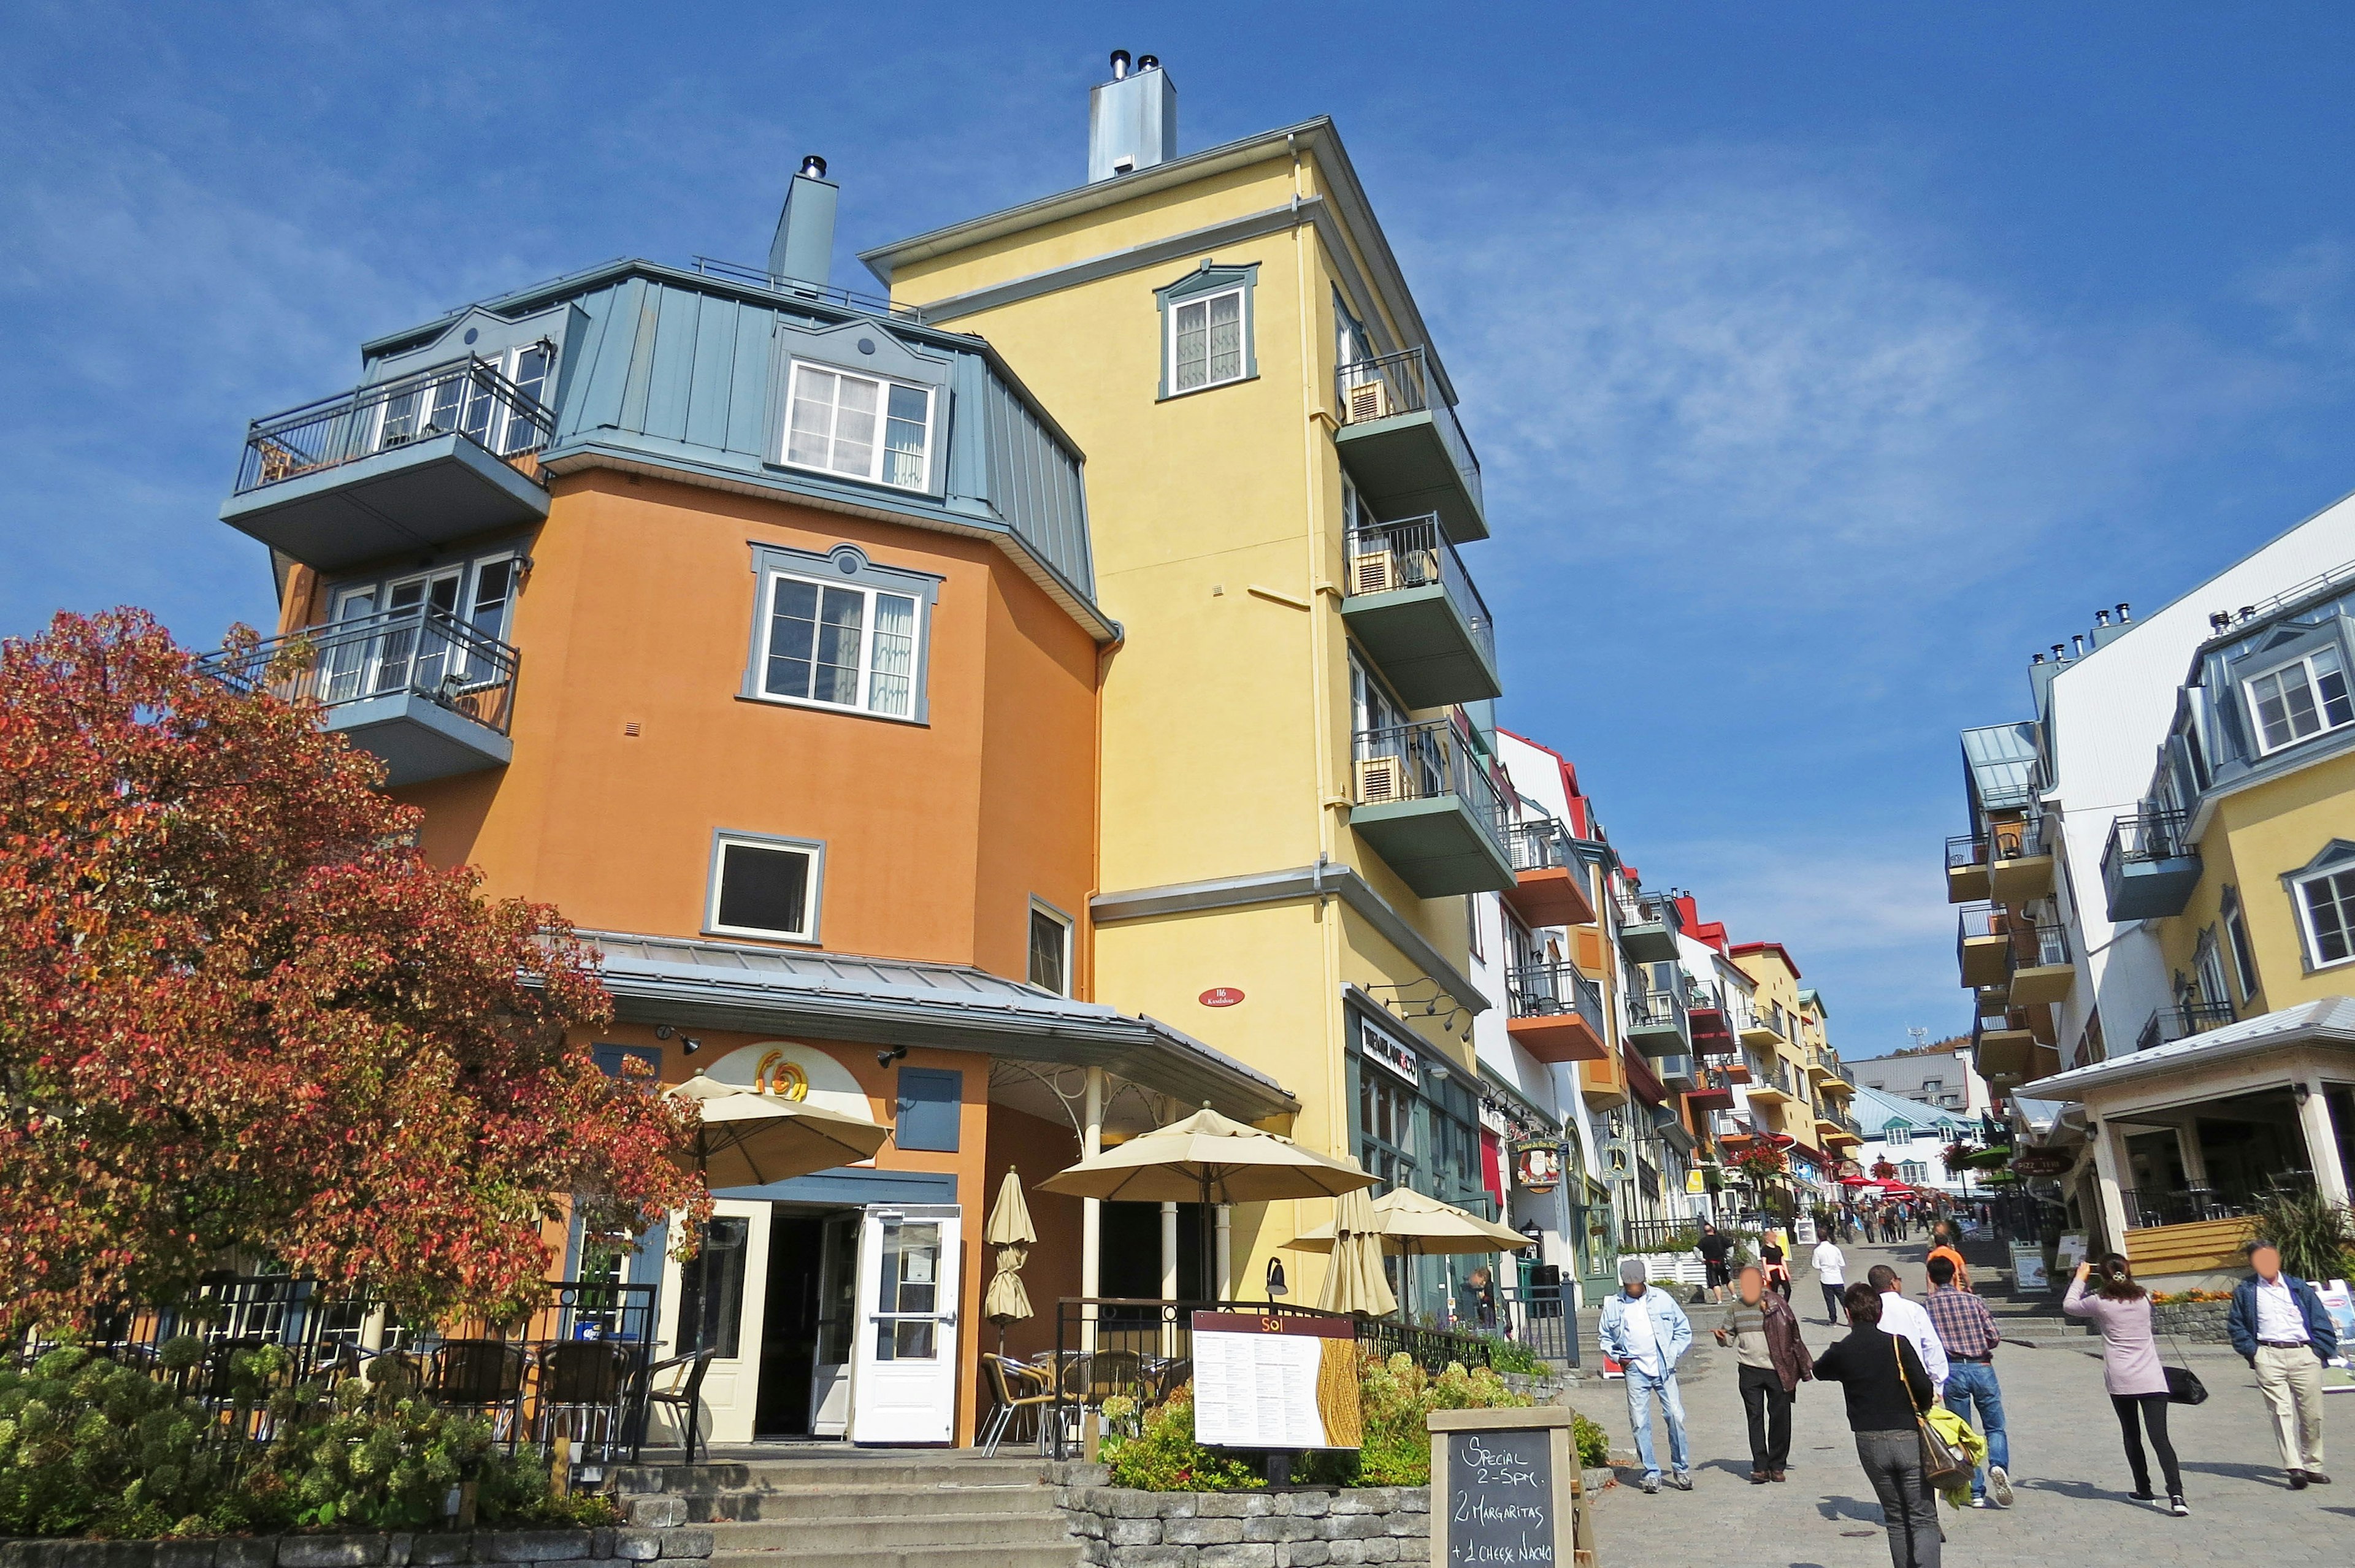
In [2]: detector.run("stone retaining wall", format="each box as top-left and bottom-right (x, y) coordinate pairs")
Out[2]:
(0, 1528), (716, 1568)
(1056, 1485), (1429, 1568)
(2150, 1298), (2233, 1343)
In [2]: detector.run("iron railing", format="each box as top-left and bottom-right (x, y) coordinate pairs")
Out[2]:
(2104, 806), (2195, 869)
(2135, 1000), (2236, 1052)
(1618, 1218), (1699, 1255)
(1350, 717), (1511, 860)
(1495, 1286), (1576, 1365)
(200, 607), (521, 736)
(1506, 960), (1606, 1032)
(1344, 513), (1496, 662)
(1617, 889), (1679, 932)
(687, 256), (926, 321)
(2011, 922), (2071, 971)
(1333, 346), (1484, 514)
(236, 356), (554, 495)
(1989, 811), (2050, 862)
(1626, 987), (1689, 1042)
(2119, 1180), (2300, 1230)
(1945, 835), (1989, 875)
(1506, 816), (1578, 874)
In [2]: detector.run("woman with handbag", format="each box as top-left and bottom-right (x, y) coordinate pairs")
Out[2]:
(2064, 1255), (2189, 1515)
(1812, 1283), (1945, 1568)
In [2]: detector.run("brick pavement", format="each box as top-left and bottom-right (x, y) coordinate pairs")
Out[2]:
(1579, 1244), (2353, 1565)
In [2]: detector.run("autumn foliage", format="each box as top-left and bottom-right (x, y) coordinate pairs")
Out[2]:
(0, 610), (700, 1331)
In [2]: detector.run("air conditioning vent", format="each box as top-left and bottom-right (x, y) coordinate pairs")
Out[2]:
(1349, 548), (1396, 596)
(1355, 755), (1404, 805)
(1346, 378), (1394, 423)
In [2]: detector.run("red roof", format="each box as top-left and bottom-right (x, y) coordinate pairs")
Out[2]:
(1730, 940), (1802, 980)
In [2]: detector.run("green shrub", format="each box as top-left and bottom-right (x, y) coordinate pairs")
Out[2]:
(1572, 1411), (1609, 1469)
(2246, 1188), (2355, 1286)
(0, 1346), (248, 1539)
(1478, 1337), (1547, 1377)
(1101, 1386), (1264, 1493)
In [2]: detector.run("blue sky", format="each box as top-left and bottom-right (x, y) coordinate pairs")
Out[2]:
(6, 2), (2354, 1060)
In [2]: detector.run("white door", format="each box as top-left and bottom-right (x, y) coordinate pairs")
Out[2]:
(849, 1204), (961, 1445)
(653, 1199), (772, 1447)
(810, 1214), (859, 1437)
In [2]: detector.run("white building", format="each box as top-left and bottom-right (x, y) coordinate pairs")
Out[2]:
(1851, 1042), (1991, 1120)
(1848, 1085), (1976, 1199)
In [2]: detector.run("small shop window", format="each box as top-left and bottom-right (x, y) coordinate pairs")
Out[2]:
(894, 1067), (962, 1152)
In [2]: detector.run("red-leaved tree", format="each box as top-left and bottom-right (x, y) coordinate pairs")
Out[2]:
(0, 610), (703, 1331)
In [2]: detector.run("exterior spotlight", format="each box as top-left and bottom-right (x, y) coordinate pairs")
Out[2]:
(681, 1037), (702, 1056)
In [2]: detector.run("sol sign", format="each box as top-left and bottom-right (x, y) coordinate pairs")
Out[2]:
(1198, 987), (1246, 1008)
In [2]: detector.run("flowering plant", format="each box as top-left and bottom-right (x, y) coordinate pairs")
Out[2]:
(1731, 1144), (1787, 1179)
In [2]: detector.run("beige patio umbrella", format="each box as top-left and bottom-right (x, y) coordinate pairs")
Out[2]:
(662, 1071), (888, 1188)
(1315, 1185), (1398, 1317)
(1038, 1105), (1377, 1295)
(983, 1168), (1038, 1355)
(1292, 1188), (1522, 1320)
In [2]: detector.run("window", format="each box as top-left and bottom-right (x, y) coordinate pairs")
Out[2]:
(2245, 646), (2353, 753)
(676, 1215), (748, 1358)
(320, 551), (518, 702)
(2223, 886), (2261, 1000)
(783, 362), (933, 489)
(1898, 1162), (1929, 1185)
(1357, 1062), (1415, 1190)
(1921, 1079), (1942, 1092)
(757, 571), (919, 717)
(894, 1068), (962, 1153)
(2195, 928), (2232, 1011)
(707, 832), (821, 943)
(1884, 1125), (1913, 1147)
(1171, 289), (1244, 394)
(2296, 865), (2355, 968)
(1027, 902), (1072, 996)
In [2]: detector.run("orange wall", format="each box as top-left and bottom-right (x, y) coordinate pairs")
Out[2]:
(332, 470), (1098, 980)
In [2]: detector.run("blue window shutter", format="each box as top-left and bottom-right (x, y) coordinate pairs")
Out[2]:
(895, 1067), (963, 1152)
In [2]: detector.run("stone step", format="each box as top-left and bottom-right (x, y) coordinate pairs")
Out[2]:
(616, 1457), (1053, 1494)
(708, 1546), (1080, 1568)
(671, 1484), (1068, 1523)
(703, 1511), (1073, 1550)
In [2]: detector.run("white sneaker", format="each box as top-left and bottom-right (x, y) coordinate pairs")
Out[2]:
(1988, 1466), (2013, 1507)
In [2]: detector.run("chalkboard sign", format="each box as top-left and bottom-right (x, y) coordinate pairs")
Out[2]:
(1428, 1408), (1593, 1568)
(1444, 1429), (1554, 1565)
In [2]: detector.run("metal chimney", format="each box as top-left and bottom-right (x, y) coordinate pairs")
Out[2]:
(768, 155), (838, 288)
(1088, 52), (1177, 182)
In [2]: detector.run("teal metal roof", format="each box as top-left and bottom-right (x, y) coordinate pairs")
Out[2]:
(1959, 722), (2042, 819)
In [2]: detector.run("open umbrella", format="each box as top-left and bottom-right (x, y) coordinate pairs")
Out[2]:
(983, 1168), (1038, 1354)
(662, 1071), (889, 1187)
(1315, 1185), (1398, 1317)
(1038, 1105), (1377, 1298)
(1292, 1188), (1520, 1320)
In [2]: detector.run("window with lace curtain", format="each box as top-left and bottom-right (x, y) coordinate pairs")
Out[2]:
(742, 543), (940, 724)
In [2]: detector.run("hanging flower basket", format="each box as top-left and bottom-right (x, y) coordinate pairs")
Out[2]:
(1870, 1158), (1898, 1181)
(1731, 1144), (1788, 1180)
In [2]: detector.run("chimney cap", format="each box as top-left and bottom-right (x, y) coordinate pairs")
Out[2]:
(1138, 53), (1160, 71)
(1109, 48), (1130, 78)
(798, 155), (828, 179)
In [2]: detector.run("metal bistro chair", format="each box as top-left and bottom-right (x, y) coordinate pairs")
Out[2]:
(632, 1348), (718, 1465)
(537, 1340), (632, 1461)
(426, 1340), (529, 1442)
(980, 1353), (1057, 1458)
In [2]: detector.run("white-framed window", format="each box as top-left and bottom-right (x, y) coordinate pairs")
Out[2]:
(1169, 287), (1246, 394)
(755, 569), (921, 719)
(2294, 864), (2355, 969)
(782, 362), (933, 489)
(2223, 885), (2261, 1000)
(1884, 1125), (1913, 1147)
(706, 832), (821, 943)
(2244, 646), (2353, 754)
(1898, 1161), (1929, 1185)
(320, 551), (518, 702)
(1027, 900), (1073, 996)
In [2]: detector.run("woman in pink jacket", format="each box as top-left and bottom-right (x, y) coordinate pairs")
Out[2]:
(2064, 1255), (2186, 1515)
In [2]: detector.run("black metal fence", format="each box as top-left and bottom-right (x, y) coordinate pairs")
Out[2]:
(200, 607), (521, 736)
(1495, 1284), (1576, 1365)
(2134, 1000), (2236, 1052)
(1505, 960), (1604, 1031)
(1333, 346), (1485, 513)
(236, 355), (554, 495)
(1618, 1218), (1698, 1255)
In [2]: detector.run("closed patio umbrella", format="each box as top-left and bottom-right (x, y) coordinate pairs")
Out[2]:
(984, 1168), (1038, 1354)
(1316, 1185), (1398, 1318)
(662, 1071), (888, 1188)
(1293, 1188), (1518, 1320)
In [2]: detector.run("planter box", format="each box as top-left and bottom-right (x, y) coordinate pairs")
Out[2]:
(0, 1529), (713, 1568)
(1057, 1484), (1430, 1568)
(2149, 1298), (2234, 1343)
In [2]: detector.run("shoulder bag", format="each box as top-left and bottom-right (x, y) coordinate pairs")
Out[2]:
(1896, 1335), (1972, 1486)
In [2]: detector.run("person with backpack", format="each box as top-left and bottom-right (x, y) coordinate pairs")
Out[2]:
(2226, 1237), (2340, 1488)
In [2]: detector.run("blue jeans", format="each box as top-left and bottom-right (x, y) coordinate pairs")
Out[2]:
(1942, 1361), (2010, 1498)
(1625, 1363), (1690, 1480)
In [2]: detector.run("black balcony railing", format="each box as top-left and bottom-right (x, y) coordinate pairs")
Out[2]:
(1945, 835), (1989, 874)
(2104, 806), (2194, 868)
(1344, 513), (1496, 663)
(1506, 816), (1577, 874)
(1989, 812), (2050, 861)
(236, 356), (555, 496)
(1334, 346), (1484, 511)
(1350, 717), (1510, 857)
(201, 606), (521, 736)
(1507, 961), (1606, 1031)
(2135, 1000), (2236, 1052)
(1626, 987), (1688, 1038)
(2010, 922), (2070, 971)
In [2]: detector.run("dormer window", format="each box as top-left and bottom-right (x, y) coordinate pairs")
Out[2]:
(783, 362), (933, 490)
(2245, 645), (2352, 754)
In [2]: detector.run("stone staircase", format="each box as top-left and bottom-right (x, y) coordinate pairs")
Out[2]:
(616, 1452), (1084, 1568)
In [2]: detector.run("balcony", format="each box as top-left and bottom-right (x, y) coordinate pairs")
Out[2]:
(1987, 811), (2055, 903)
(1745, 1060), (1794, 1107)
(1501, 818), (1597, 929)
(1971, 1012), (2037, 1083)
(1625, 988), (1690, 1057)
(1956, 903), (2012, 989)
(221, 358), (555, 572)
(1735, 1000), (1783, 1047)
(2135, 1000), (2236, 1053)
(1504, 962), (1609, 1065)
(1685, 984), (1736, 1055)
(1614, 890), (1682, 965)
(1341, 514), (1501, 709)
(2102, 808), (2203, 922)
(1333, 347), (1487, 543)
(1944, 835), (1989, 904)
(1686, 1063), (1742, 1112)
(1825, 1111), (1864, 1150)
(200, 608), (518, 786)
(1349, 717), (1514, 897)
(1653, 1054), (1699, 1090)
(2007, 922), (2074, 1006)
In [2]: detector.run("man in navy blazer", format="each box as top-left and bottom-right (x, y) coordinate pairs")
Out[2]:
(2226, 1239), (2341, 1488)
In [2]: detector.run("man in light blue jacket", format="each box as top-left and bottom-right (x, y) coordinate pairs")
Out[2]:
(1598, 1256), (1694, 1493)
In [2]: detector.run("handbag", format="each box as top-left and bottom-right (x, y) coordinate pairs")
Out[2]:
(1895, 1336), (1972, 1486)
(2158, 1312), (2210, 1405)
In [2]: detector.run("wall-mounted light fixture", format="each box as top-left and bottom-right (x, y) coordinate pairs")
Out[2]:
(877, 1044), (909, 1069)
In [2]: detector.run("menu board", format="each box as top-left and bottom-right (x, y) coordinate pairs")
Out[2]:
(1430, 1409), (1594, 1568)
(1190, 1312), (1361, 1450)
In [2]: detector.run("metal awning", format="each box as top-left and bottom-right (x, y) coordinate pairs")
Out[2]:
(578, 928), (1298, 1123)
(1960, 722), (2042, 817)
(2020, 996), (2355, 1103)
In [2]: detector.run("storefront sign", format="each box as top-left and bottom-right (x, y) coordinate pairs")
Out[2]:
(1190, 1312), (1360, 1450)
(2010, 1149), (2073, 1177)
(1514, 1141), (1564, 1195)
(1361, 1026), (1421, 1085)
(1198, 987), (1246, 1008)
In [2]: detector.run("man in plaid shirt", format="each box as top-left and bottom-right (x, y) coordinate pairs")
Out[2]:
(1926, 1253), (2013, 1507)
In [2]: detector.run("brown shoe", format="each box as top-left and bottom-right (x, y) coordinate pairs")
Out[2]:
(2305, 1470), (2330, 1485)
(1749, 1470), (1768, 1485)
(1769, 1469), (1787, 1483)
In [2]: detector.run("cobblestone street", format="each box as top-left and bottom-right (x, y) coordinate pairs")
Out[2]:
(1581, 1246), (2353, 1566)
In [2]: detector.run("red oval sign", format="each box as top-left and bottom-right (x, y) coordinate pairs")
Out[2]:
(1198, 987), (1246, 1008)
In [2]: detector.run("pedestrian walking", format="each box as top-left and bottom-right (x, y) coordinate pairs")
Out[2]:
(1924, 1253), (2012, 1508)
(2226, 1237), (2340, 1488)
(1813, 1283), (1943, 1568)
(1714, 1263), (1813, 1483)
(2064, 1255), (2188, 1515)
(1760, 1236), (1793, 1300)
(1598, 1256), (1694, 1494)
(1812, 1233), (1850, 1325)
(1696, 1222), (1735, 1304)
(1926, 1224), (1971, 1292)
(1869, 1264), (1949, 1397)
